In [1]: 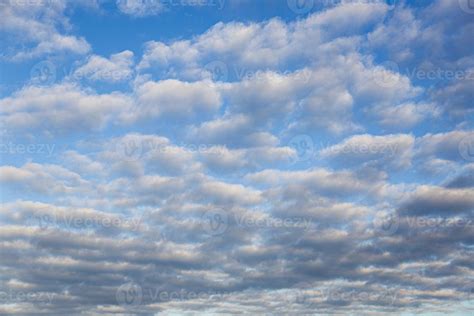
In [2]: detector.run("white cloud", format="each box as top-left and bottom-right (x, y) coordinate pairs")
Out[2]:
(116, 0), (164, 17)
(0, 2), (90, 60)
(72, 51), (135, 83)
(132, 80), (221, 120)
(0, 83), (133, 135)
(320, 134), (415, 170)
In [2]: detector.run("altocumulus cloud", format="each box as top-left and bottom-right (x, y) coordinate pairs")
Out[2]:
(0, 0), (473, 315)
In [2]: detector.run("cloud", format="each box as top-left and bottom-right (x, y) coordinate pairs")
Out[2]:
(398, 185), (474, 216)
(72, 51), (135, 83)
(0, 1), (473, 315)
(132, 79), (222, 120)
(0, 1), (90, 60)
(0, 83), (133, 136)
(116, 0), (164, 17)
(320, 134), (415, 170)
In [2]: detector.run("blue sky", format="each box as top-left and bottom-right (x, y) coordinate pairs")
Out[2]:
(0, 0), (473, 315)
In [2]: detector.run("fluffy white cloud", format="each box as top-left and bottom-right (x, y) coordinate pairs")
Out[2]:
(132, 80), (222, 120)
(0, 83), (133, 135)
(116, 0), (164, 17)
(0, 1), (90, 60)
(320, 134), (415, 170)
(72, 51), (134, 83)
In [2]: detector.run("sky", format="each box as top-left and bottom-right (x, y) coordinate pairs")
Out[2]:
(0, 0), (473, 315)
